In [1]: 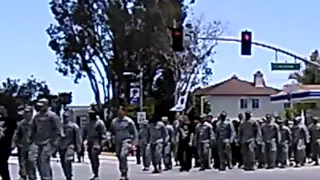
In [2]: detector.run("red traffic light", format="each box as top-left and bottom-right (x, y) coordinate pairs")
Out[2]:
(174, 31), (182, 36)
(244, 34), (250, 41)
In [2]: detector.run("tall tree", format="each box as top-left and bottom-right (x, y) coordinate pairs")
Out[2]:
(288, 50), (320, 111)
(289, 50), (320, 84)
(47, 0), (224, 118)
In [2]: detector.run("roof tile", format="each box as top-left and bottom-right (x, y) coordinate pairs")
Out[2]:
(195, 75), (279, 96)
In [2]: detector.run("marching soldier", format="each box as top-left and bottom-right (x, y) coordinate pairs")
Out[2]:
(58, 111), (82, 180)
(29, 98), (62, 180)
(14, 106), (36, 180)
(147, 117), (168, 173)
(162, 116), (174, 170)
(138, 119), (150, 171)
(172, 115), (181, 166)
(256, 118), (265, 168)
(309, 117), (320, 165)
(216, 111), (235, 171)
(194, 114), (214, 171)
(231, 113), (243, 168)
(110, 106), (138, 180)
(238, 111), (261, 171)
(291, 117), (310, 167)
(276, 118), (292, 168)
(177, 116), (194, 172)
(83, 108), (107, 180)
(261, 114), (280, 169)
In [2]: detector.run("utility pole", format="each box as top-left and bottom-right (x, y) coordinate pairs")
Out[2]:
(139, 65), (143, 111)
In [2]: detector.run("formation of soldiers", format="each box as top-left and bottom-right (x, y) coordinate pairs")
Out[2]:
(136, 110), (320, 174)
(8, 99), (320, 180)
(12, 98), (108, 180)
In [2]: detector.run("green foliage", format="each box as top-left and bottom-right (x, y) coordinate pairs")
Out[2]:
(0, 76), (73, 114)
(47, 0), (224, 117)
(0, 76), (50, 105)
(289, 50), (320, 84)
(125, 97), (155, 118)
(288, 50), (320, 112)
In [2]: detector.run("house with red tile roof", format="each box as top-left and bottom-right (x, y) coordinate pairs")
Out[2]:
(194, 71), (284, 119)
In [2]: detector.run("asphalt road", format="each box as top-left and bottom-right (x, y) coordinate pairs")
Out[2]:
(9, 160), (320, 180)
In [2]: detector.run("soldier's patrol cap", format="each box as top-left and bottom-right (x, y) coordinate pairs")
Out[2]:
(63, 111), (71, 117)
(200, 114), (207, 118)
(276, 118), (285, 123)
(294, 117), (302, 121)
(88, 108), (96, 113)
(24, 106), (33, 112)
(36, 98), (49, 106)
(288, 120), (294, 125)
(17, 105), (25, 115)
(161, 116), (168, 121)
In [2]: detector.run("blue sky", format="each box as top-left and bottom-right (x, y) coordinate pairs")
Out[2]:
(0, 0), (318, 104)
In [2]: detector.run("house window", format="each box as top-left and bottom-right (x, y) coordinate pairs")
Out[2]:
(283, 103), (291, 108)
(240, 98), (248, 109)
(251, 98), (260, 109)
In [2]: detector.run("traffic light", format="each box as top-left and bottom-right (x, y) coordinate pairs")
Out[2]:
(171, 27), (184, 52)
(241, 30), (252, 56)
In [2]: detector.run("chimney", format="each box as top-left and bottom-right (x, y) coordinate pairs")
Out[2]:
(253, 71), (265, 87)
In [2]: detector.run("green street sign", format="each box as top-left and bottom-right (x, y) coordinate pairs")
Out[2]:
(271, 62), (301, 71)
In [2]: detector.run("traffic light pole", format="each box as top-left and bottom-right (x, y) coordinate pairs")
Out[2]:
(198, 36), (320, 68)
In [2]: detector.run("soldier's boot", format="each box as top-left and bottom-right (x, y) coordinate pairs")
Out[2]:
(227, 162), (233, 169)
(219, 164), (226, 171)
(243, 167), (254, 171)
(257, 163), (265, 169)
(119, 172), (127, 180)
(18, 176), (27, 180)
(163, 165), (172, 171)
(199, 164), (205, 171)
(89, 177), (99, 180)
(174, 160), (180, 166)
(294, 163), (301, 168)
(152, 165), (161, 174)
(313, 161), (319, 166)
(142, 167), (149, 171)
(279, 163), (286, 168)
(266, 166), (274, 169)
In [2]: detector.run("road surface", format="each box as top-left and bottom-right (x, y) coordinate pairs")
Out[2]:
(8, 157), (320, 180)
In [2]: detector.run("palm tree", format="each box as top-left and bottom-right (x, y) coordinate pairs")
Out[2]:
(287, 50), (320, 113)
(288, 50), (320, 84)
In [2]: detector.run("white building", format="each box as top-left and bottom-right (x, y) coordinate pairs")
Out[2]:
(195, 71), (284, 119)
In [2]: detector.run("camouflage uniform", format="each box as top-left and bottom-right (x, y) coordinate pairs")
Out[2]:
(238, 111), (261, 171)
(276, 119), (292, 168)
(215, 112), (235, 171)
(309, 118), (320, 165)
(14, 106), (36, 180)
(29, 99), (62, 180)
(59, 111), (82, 180)
(138, 120), (150, 170)
(110, 115), (138, 179)
(147, 120), (168, 173)
(261, 115), (280, 169)
(195, 120), (214, 171)
(291, 117), (310, 167)
(83, 111), (107, 180)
